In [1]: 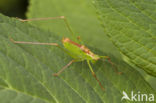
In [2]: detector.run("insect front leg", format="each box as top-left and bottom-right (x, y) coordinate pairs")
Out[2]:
(100, 56), (122, 75)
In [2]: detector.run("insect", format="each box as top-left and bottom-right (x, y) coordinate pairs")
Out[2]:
(10, 16), (121, 90)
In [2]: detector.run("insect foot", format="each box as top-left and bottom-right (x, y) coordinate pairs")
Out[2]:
(118, 72), (123, 75)
(53, 73), (59, 77)
(77, 36), (81, 40)
(10, 38), (15, 43)
(15, 17), (24, 22)
(60, 16), (65, 19)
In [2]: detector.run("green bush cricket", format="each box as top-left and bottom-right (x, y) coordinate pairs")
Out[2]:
(10, 16), (122, 91)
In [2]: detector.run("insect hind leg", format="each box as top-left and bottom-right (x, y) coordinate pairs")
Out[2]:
(100, 56), (122, 75)
(16, 16), (75, 37)
(87, 60), (105, 91)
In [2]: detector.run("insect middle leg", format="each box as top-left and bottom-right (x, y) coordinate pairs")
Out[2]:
(53, 60), (75, 76)
(10, 38), (75, 76)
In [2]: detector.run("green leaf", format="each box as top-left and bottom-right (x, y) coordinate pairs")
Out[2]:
(93, 0), (156, 77)
(0, 14), (155, 103)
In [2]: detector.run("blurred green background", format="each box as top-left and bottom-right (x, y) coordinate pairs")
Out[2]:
(0, 0), (28, 18)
